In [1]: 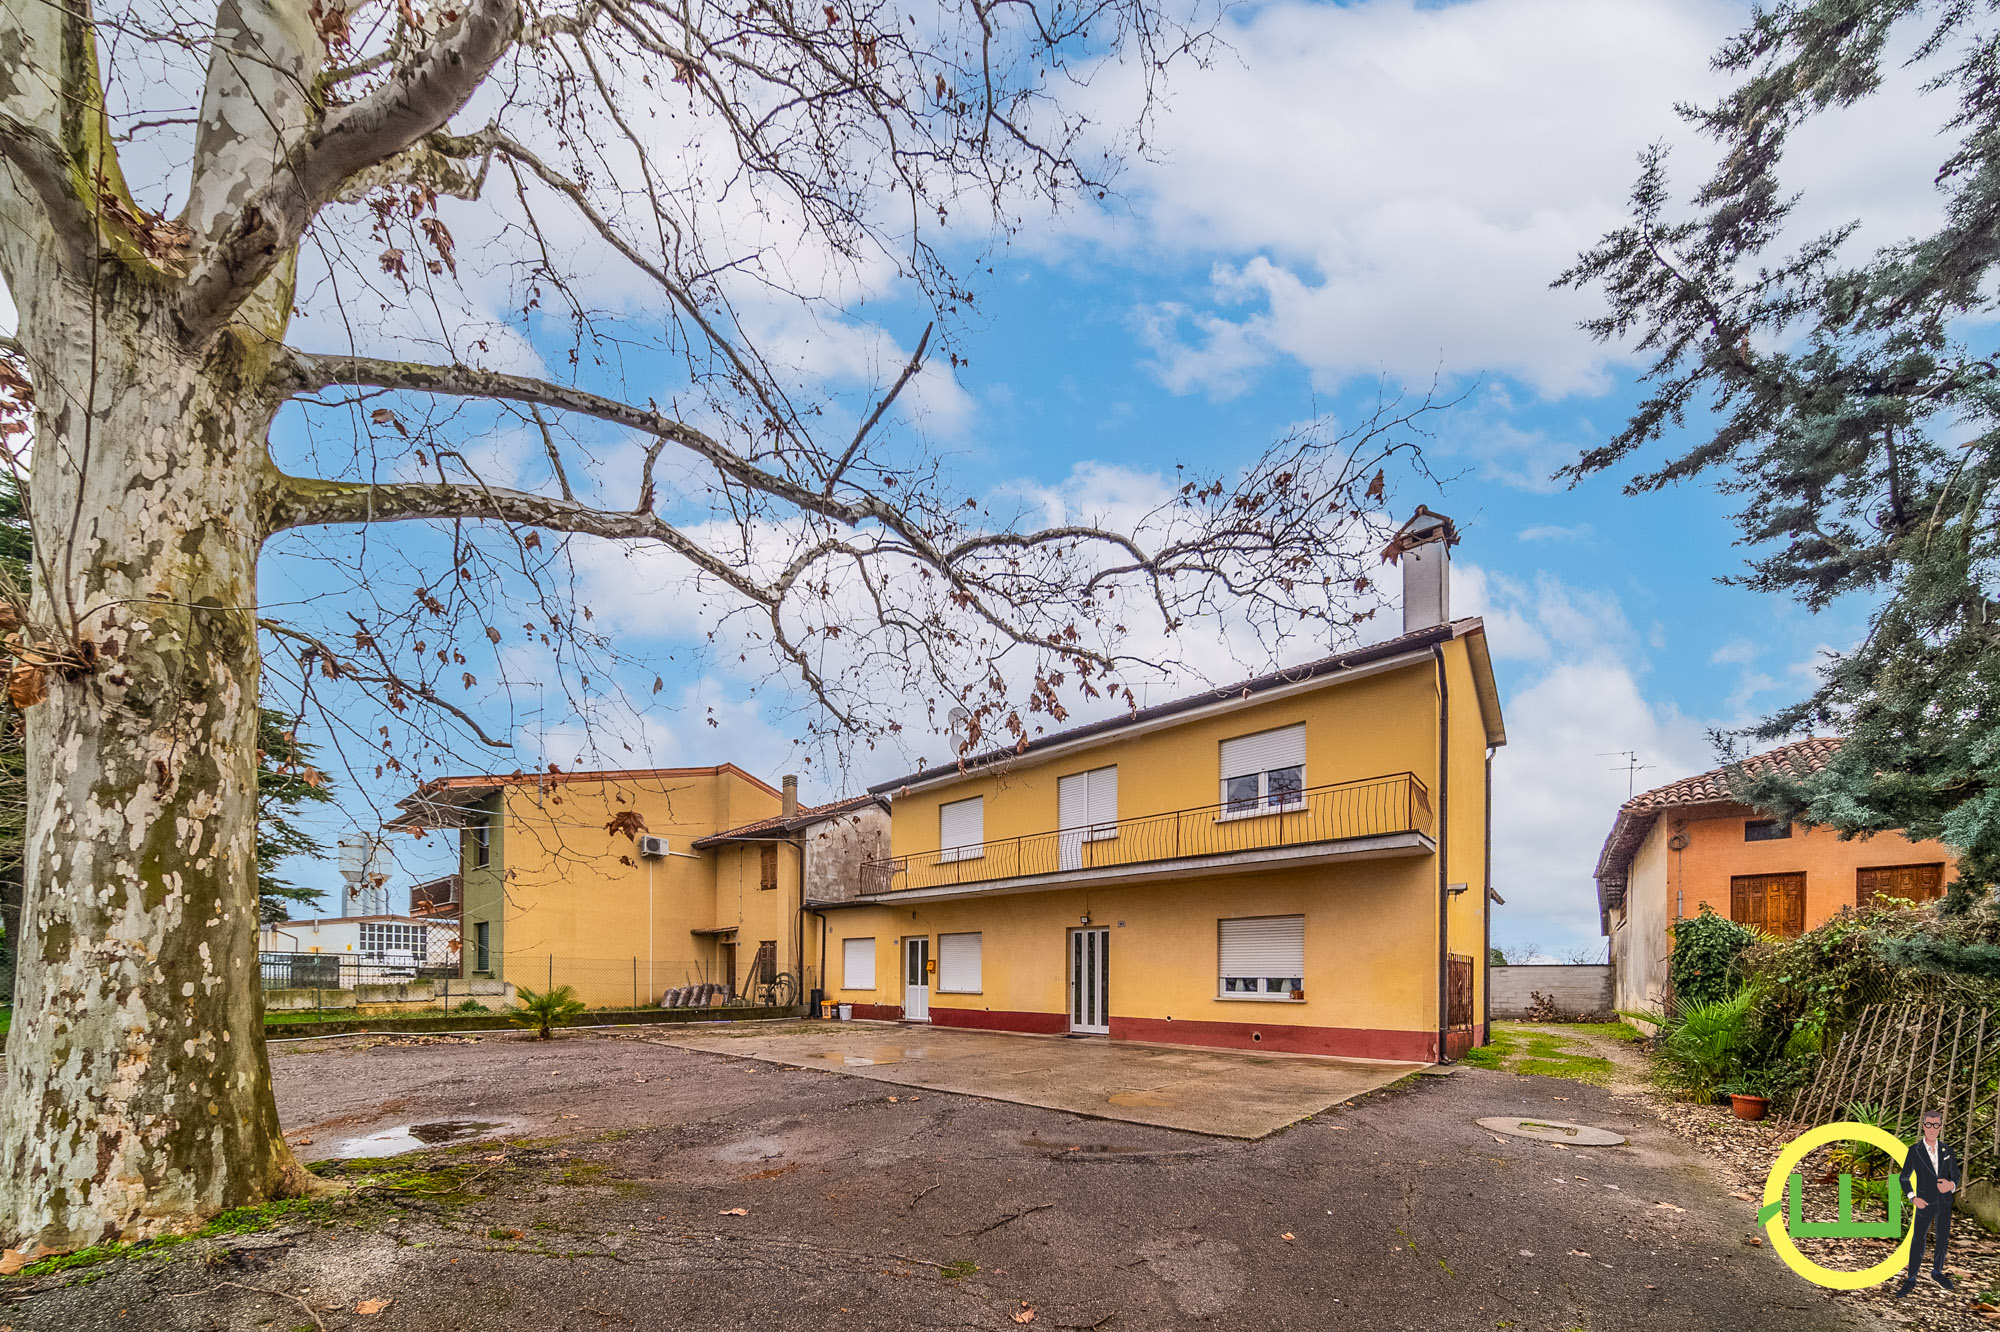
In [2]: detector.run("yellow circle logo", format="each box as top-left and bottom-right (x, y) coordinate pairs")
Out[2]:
(1760, 1121), (1913, 1289)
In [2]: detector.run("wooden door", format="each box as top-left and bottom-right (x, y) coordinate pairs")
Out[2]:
(1857, 863), (1946, 909)
(1730, 872), (1807, 937)
(1447, 954), (1475, 1030)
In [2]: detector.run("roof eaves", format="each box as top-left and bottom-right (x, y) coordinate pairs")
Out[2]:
(868, 621), (1469, 796)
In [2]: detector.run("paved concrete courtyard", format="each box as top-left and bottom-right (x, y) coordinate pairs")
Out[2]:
(653, 1019), (1425, 1137)
(9, 1028), (1882, 1332)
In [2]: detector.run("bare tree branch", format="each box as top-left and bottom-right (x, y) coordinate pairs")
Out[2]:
(176, 0), (523, 344)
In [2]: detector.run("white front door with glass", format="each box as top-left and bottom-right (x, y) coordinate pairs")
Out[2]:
(903, 936), (931, 1021)
(1068, 927), (1110, 1033)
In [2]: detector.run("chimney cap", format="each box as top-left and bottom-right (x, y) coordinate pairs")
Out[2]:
(1380, 506), (1458, 564)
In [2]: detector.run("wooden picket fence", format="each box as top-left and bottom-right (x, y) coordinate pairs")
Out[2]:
(1795, 1003), (2000, 1182)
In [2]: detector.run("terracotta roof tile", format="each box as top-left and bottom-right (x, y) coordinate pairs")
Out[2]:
(1619, 737), (1842, 813)
(692, 793), (888, 845)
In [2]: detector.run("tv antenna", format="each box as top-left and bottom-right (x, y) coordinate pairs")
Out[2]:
(1600, 750), (1655, 798)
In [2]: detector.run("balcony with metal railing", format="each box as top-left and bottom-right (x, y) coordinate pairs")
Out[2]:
(855, 771), (1433, 903)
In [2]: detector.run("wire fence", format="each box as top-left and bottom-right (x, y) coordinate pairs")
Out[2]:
(258, 950), (820, 1020)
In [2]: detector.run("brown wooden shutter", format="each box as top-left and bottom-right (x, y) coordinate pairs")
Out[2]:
(1858, 862), (1946, 909)
(1730, 872), (1807, 937)
(760, 843), (778, 891)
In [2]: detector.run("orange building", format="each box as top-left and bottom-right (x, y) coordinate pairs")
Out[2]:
(1595, 738), (1956, 1014)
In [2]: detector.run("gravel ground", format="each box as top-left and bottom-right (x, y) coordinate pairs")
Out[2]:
(1542, 1022), (1994, 1331)
(3, 1027), (1886, 1331)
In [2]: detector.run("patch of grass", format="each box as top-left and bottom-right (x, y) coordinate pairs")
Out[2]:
(1567, 1020), (1643, 1043)
(938, 1259), (978, 1280)
(7, 1194), (338, 1281)
(1464, 1024), (1615, 1087)
(560, 1163), (613, 1185)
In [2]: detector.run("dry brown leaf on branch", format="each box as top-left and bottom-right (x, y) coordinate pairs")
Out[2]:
(605, 810), (648, 842)
(8, 662), (46, 709)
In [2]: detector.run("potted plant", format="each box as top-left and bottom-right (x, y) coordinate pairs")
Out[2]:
(1721, 1071), (1772, 1121)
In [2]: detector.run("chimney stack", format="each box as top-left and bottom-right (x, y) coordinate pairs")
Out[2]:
(1392, 507), (1457, 635)
(781, 774), (799, 818)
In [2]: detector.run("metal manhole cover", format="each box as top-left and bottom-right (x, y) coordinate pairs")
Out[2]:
(1477, 1116), (1626, 1146)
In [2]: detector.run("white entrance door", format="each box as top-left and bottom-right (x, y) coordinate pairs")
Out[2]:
(904, 936), (931, 1022)
(1068, 927), (1110, 1034)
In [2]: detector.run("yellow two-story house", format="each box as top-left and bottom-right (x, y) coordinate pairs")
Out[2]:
(386, 764), (887, 1009)
(825, 511), (1505, 1062)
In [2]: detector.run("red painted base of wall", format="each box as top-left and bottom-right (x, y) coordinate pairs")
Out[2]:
(846, 1003), (903, 1021)
(930, 1007), (1069, 1035)
(1111, 1015), (1438, 1062)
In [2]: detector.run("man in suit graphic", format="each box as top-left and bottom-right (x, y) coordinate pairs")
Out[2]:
(1895, 1108), (1959, 1296)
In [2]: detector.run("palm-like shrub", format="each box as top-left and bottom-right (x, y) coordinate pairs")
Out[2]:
(1655, 988), (1755, 1102)
(512, 985), (586, 1040)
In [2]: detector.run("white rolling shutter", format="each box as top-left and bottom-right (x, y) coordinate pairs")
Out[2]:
(938, 796), (985, 862)
(842, 937), (876, 990)
(1219, 724), (1306, 779)
(938, 932), (982, 992)
(1060, 767), (1118, 842)
(1087, 767), (1117, 839)
(1218, 915), (1305, 997)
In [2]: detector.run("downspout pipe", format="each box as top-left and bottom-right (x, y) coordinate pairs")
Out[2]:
(1434, 643), (1451, 1065)
(1484, 746), (1495, 1044)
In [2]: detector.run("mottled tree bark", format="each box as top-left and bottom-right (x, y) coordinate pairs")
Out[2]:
(0, 260), (310, 1249)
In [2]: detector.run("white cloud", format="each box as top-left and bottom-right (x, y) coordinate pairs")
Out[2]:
(1456, 560), (1714, 958)
(1518, 523), (1594, 544)
(1071, 0), (1949, 408)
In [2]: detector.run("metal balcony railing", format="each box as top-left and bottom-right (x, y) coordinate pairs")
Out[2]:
(859, 771), (1432, 895)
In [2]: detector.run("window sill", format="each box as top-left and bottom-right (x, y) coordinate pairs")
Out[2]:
(936, 990), (983, 996)
(1215, 993), (1306, 1004)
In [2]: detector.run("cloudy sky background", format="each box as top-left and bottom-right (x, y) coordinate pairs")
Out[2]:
(229, 0), (1956, 959)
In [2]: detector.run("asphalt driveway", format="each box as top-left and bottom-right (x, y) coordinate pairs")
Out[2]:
(8, 1027), (1882, 1332)
(653, 1019), (1426, 1136)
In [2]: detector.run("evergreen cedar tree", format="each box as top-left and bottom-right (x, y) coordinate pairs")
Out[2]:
(0, 0), (1439, 1248)
(1562, 0), (2000, 922)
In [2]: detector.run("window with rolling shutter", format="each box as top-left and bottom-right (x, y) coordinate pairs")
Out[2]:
(938, 796), (984, 862)
(938, 932), (982, 992)
(841, 937), (876, 990)
(1218, 724), (1307, 816)
(1058, 767), (1118, 842)
(1218, 915), (1305, 999)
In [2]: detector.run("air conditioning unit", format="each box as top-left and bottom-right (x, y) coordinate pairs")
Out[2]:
(637, 835), (670, 859)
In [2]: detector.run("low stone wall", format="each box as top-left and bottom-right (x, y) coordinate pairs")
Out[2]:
(262, 977), (518, 1015)
(1491, 965), (1614, 1021)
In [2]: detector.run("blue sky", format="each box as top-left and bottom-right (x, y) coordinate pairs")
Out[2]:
(257, 0), (1942, 960)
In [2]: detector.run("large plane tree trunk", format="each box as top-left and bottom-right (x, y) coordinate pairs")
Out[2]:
(0, 264), (309, 1250)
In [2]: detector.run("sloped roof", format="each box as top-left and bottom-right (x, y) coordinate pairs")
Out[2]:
(1593, 737), (1841, 932)
(1619, 736), (1841, 813)
(691, 793), (889, 847)
(869, 617), (1503, 796)
(385, 763), (781, 829)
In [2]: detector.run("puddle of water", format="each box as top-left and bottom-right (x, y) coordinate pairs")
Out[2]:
(814, 1047), (908, 1067)
(715, 1136), (788, 1164)
(1106, 1091), (1177, 1109)
(336, 1120), (507, 1158)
